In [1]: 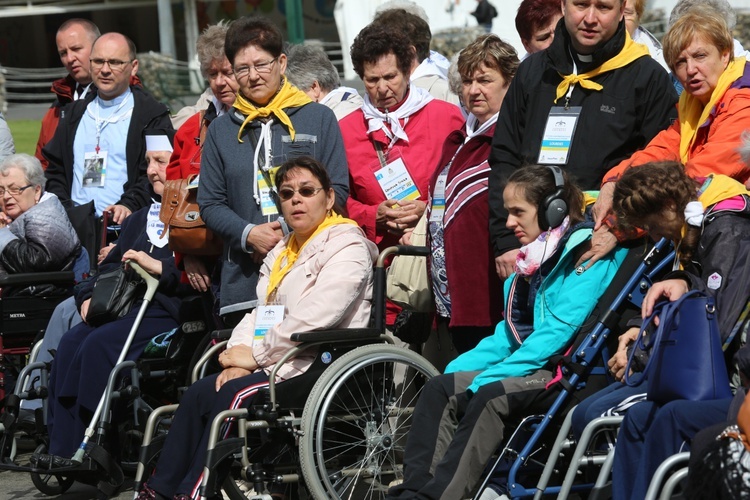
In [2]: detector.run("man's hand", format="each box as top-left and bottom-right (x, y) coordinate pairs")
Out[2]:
(495, 249), (519, 279)
(104, 204), (132, 224)
(219, 344), (259, 371)
(246, 221), (283, 257)
(591, 181), (615, 230)
(215, 366), (253, 391)
(608, 327), (639, 382)
(184, 255), (211, 292)
(576, 225), (617, 270)
(641, 279), (690, 319)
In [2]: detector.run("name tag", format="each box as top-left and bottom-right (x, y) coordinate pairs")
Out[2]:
(430, 173), (448, 223)
(258, 168), (279, 216)
(375, 157), (420, 201)
(83, 150), (108, 188)
(538, 107), (582, 165)
(253, 304), (285, 349)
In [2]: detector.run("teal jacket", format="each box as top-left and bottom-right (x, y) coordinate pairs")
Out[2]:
(445, 226), (628, 394)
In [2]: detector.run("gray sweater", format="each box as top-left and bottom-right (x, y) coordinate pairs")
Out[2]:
(198, 101), (349, 315)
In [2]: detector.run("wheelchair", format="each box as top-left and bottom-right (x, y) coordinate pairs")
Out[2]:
(134, 245), (441, 500)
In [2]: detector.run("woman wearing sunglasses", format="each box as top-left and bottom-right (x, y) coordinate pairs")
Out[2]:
(139, 156), (377, 500)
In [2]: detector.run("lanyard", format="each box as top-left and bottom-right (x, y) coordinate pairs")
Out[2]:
(88, 94), (133, 154)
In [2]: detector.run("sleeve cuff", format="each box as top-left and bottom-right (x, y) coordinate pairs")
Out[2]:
(241, 223), (256, 253)
(0, 227), (18, 253)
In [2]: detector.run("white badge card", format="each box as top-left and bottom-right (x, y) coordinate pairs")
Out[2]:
(430, 173), (448, 223)
(83, 150), (108, 188)
(257, 170), (279, 216)
(253, 304), (285, 349)
(538, 107), (582, 165)
(374, 156), (420, 201)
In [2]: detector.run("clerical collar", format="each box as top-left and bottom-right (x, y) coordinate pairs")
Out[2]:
(97, 87), (132, 108)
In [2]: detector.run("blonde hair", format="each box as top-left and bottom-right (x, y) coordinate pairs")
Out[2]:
(663, 4), (733, 72)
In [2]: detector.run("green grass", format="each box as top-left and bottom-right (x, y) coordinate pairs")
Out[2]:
(8, 120), (42, 156)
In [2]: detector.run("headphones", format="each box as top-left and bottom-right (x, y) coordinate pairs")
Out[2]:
(538, 165), (568, 230)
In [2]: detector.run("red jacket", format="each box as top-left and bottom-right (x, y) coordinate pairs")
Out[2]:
(605, 64), (750, 185)
(427, 124), (503, 328)
(167, 111), (203, 180)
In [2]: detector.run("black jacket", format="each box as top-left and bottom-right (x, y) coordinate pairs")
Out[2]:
(42, 85), (173, 213)
(488, 19), (678, 257)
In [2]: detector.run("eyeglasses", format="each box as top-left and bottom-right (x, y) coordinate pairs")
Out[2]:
(233, 58), (277, 78)
(90, 58), (133, 71)
(277, 186), (324, 201)
(0, 184), (34, 197)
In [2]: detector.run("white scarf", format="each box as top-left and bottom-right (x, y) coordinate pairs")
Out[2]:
(410, 54), (449, 82)
(320, 86), (360, 108)
(465, 112), (498, 143)
(362, 85), (433, 147)
(146, 201), (168, 248)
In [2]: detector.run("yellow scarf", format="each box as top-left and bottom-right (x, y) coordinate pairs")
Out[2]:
(233, 76), (312, 142)
(265, 213), (359, 301)
(698, 174), (750, 209)
(555, 30), (649, 104)
(678, 57), (746, 164)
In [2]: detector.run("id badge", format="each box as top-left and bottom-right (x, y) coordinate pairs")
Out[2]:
(253, 304), (285, 349)
(538, 107), (582, 165)
(83, 150), (108, 187)
(374, 156), (420, 201)
(257, 169), (279, 216)
(429, 173), (448, 223)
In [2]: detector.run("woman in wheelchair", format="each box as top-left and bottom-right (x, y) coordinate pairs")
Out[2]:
(577, 162), (750, 500)
(32, 131), (192, 467)
(386, 165), (628, 499)
(0, 153), (80, 286)
(139, 156), (377, 500)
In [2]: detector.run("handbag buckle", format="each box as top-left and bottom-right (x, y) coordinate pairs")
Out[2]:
(706, 302), (716, 314)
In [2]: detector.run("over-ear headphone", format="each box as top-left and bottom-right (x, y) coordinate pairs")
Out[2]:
(539, 165), (568, 230)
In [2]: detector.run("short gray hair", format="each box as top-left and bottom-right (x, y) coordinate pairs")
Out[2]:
(285, 44), (340, 93)
(739, 131), (750, 166)
(448, 52), (462, 97)
(375, 0), (429, 22)
(0, 154), (46, 192)
(197, 21), (231, 79)
(668, 0), (736, 29)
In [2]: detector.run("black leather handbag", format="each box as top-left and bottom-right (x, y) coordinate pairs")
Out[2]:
(86, 265), (145, 327)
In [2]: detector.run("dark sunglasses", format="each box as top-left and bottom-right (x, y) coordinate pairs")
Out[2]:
(277, 186), (324, 201)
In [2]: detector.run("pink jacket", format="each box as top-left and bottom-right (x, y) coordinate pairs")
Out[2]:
(227, 223), (378, 381)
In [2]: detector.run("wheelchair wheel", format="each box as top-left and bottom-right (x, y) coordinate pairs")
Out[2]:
(30, 443), (74, 495)
(299, 344), (439, 499)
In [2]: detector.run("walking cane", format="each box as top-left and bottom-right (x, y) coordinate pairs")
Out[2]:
(71, 260), (160, 465)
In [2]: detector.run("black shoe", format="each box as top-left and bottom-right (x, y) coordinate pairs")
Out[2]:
(29, 453), (75, 469)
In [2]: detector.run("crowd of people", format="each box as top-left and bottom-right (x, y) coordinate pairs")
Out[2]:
(2, 0), (749, 498)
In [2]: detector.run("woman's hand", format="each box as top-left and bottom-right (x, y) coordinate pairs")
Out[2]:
(80, 298), (91, 323)
(575, 225), (617, 270)
(215, 366), (252, 391)
(104, 204), (133, 224)
(220, 344), (259, 372)
(608, 327), (639, 382)
(399, 229), (414, 245)
(0, 211), (11, 227)
(184, 255), (211, 292)
(385, 200), (426, 233)
(495, 249), (519, 279)
(98, 243), (115, 265)
(641, 279), (690, 319)
(592, 181), (615, 229)
(122, 249), (163, 276)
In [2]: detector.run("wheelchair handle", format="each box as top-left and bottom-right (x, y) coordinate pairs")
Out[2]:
(376, 245), (430, 268)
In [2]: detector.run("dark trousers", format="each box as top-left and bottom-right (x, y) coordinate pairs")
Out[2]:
(148, 371), (270, 499)
(570, 376), (646, 438)
(387, 369), (553, 500)
(612, 398), (732, 500)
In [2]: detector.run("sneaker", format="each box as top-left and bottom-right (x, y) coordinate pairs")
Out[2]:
(136, 484), (159, 500)
(477, 487), (510, 500)
(388, 478), (404, 488)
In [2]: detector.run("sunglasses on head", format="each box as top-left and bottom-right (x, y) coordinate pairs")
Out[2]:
(277, 186), (324, 201)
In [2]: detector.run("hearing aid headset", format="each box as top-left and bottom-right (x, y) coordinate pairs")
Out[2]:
(538, 165), (568, 230)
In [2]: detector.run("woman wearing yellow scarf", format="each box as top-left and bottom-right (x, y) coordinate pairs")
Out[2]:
(592, 5), (750, 239)
(139, 157), (377, 500)
(196, 16), (349, 326)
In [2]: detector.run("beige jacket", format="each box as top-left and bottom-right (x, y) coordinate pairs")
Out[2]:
(228, 223), (378, 381)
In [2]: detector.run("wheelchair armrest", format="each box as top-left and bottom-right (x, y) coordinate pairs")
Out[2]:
(0, 271), (75, 287)
(211, 329), (233, 340)
(290, 328), (382, 343)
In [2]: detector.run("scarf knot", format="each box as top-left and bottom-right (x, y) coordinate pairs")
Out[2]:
(361, 85), (433, 147)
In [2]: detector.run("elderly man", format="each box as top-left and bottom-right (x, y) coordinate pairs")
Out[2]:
(489, 0), (678, 279)
(43, 32), (172, 224)
(35, 19), (100, 170)
(285, 44), (363, 120)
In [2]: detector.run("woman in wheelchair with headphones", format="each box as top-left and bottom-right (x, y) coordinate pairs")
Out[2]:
(139, 156), (377, 500)
(386, 165), (628, 500)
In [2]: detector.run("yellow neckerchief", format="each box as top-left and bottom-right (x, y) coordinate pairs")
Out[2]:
(678, 57), (746, 163)
(554, 30), (649, 104)
(678, 174), (749, 240)
(233, 76), (312, 142)
(265, 213), (358, 301)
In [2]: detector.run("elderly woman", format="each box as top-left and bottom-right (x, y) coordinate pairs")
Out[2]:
(422, 34), (519, 355)
(197, 15), (348, 326)
(139, 156), (377, 500)
(514, 0), (562, 57)
(0, 153), (80, 283)
(285, 43), (363, 121)
(623, 0), (669, 71)
(593, 4), (750, 233)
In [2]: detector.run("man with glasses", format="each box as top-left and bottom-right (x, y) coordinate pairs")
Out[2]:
(43, 32), (173, 225)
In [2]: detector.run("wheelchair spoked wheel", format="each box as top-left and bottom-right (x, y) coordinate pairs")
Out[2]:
(299, 344), (439, 500)
(29, 443), (75, 495)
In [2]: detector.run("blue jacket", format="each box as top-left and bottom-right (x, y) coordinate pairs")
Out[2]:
(445, 226), (628, 394)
